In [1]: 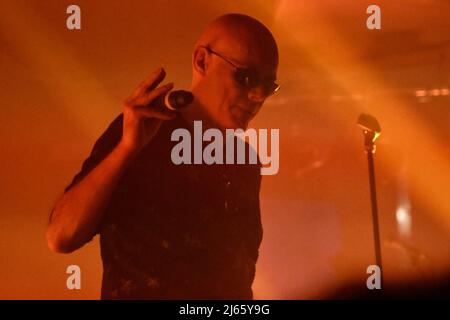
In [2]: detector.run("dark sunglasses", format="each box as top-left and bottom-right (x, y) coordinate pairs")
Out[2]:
(201, 45), (280, 97)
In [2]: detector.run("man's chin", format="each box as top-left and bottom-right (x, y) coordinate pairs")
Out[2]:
(208, 114), (249, 131)
(227, 116), (250, 131)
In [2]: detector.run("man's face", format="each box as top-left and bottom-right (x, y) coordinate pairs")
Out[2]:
(200, 39), (278, 130)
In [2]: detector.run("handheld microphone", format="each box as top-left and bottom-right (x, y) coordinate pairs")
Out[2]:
(160, 90), (194, 111)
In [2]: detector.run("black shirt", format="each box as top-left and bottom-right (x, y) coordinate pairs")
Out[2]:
(65, 114), (263, 299)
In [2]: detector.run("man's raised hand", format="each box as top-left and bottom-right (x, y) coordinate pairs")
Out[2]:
(119, 67), (176, 154)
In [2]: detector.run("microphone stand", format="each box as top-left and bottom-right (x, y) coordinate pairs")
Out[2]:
(362, 129), (384, 289)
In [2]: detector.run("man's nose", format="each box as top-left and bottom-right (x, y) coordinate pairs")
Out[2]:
(248, 85), (267, 102)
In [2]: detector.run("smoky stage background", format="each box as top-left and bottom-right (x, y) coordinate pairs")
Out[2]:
(0, 0), (449, 299)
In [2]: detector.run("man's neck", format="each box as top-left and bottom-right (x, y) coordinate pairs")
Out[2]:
(179, 100), (226, 134)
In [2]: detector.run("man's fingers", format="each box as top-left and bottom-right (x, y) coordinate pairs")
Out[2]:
(125, 76), (177, 122)
(135, 82), (174, 106)
(129, 67), (166, 99)
(138, 67), (166, 92)
(136, 106), (176, 120)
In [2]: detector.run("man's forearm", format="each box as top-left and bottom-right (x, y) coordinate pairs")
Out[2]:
(46, 142), (137, 253)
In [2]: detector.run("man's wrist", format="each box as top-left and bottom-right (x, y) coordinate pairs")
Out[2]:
(115, 141), (141, 163)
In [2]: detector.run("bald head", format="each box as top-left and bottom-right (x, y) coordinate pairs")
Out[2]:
(195, 13), (278, 71)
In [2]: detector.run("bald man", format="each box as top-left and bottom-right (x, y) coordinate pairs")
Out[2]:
(47, 13), (279, 299)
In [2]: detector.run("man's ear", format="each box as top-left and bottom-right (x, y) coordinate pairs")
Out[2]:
(192, 46), (209, 76)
